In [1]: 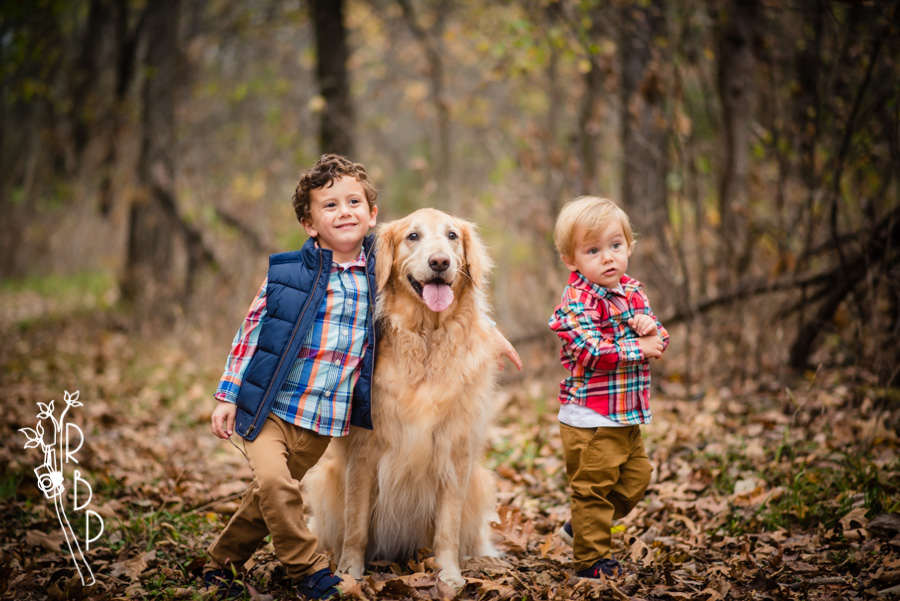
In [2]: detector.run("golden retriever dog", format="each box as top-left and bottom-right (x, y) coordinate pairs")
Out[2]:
(305, 208), (501, 588)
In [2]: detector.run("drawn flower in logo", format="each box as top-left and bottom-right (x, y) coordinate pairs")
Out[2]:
(19, 390), (102, 587)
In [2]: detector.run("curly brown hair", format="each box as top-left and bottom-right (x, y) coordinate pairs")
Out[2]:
(291, 154), (377, 225)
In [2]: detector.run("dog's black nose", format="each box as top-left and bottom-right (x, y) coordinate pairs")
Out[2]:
(429, 253), (450, 273)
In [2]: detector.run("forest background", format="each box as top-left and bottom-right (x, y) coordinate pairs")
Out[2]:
(1, 0), (899, 600)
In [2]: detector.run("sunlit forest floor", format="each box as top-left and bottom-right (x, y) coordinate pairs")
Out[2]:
(1, 280), (899, 601)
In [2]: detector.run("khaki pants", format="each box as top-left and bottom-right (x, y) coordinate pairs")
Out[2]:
(207, 415), (332, 579)
(560, 423), (652, 571)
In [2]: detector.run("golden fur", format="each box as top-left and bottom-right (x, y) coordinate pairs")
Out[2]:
(305, 208), (500, 588)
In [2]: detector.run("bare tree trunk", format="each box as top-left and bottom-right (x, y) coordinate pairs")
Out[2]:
(575, 9), (606, 196)
(122, 0), (183, 306)
(70, 0), (113, 163)
(544, 2), (564, 214)
(98, 0), (142, 217)
(311, 0), (355, 157)
(123, 0), (215, 307)
(715, 0), (758, 290)
(618, 0), (669, 306)
(0, 32), (13, 277)
(398, 0), (451, 205)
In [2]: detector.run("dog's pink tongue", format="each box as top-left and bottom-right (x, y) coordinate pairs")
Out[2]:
(423, 283), (454, 312)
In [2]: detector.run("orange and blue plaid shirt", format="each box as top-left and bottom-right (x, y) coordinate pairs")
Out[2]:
(215, 250), (370, 437)
(549, 271), (669, 425)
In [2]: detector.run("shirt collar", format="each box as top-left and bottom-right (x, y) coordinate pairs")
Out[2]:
(312, 241), (367, 271)
(568, 271), (640, 298)
(336, 248), (367, 271)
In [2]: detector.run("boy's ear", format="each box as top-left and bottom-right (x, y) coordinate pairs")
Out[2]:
(375, 221), (397, 291)
(301, 217), (318, 239)
(561, 254), (577, 272)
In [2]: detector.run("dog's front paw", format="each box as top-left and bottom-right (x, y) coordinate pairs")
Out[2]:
(338, 550), (365, 580)
(437, 567), (466, 589)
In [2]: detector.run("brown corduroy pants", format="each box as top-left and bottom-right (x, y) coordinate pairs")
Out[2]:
(207, 415), (332, 580)
(560, 423), (652, 571)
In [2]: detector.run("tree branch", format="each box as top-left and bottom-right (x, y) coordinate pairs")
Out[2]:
(664, 204), (900, 326)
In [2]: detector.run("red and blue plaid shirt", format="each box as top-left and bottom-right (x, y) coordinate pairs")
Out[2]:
(215, 250), (370, 437)
(548, 271), (669, 425)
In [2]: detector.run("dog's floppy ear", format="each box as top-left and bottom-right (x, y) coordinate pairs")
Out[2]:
(375, 220), (399, 291)
(459, 218), (493, 289)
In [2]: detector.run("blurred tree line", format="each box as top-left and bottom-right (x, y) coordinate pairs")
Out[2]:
(1, 0), (898, 387)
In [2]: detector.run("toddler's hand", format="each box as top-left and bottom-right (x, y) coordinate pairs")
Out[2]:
(629, 314), (658, 336)
(637, 333), (664, 359)
(211, 401), (237, 439)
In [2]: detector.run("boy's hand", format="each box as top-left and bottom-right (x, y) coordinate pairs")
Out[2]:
(211, 401), (237, 439)
(637, 333), (665, 359)
(493, 328), (523, 372)
(628, 314), (658, 336)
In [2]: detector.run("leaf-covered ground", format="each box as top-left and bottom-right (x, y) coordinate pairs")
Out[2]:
(1, 303), (899, 600)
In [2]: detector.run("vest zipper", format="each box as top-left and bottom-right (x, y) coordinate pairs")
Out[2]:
(366, 240), (377, 388)
(247, 253), (324, 436)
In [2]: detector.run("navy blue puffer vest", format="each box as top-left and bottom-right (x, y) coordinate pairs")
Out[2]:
(234, 235), (376, 441)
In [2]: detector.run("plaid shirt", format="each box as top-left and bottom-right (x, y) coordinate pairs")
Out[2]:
(548, 271), (669, 425)
(215, 250), (370, 437)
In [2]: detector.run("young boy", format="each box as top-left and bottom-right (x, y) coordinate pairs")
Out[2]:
(204, 154), (379, 600)
(548, 196), (669, 579)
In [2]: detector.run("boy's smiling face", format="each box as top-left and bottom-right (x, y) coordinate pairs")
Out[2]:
(302, 175), (378, 263)
(562, 219), (632, 289)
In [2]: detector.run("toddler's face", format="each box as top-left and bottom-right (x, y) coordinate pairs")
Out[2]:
(562, 220), (632, 289)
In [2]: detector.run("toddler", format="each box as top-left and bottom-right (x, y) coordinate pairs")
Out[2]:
(548, 196), (669, 578)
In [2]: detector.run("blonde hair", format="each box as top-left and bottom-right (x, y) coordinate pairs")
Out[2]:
(553, 196), (635, 260)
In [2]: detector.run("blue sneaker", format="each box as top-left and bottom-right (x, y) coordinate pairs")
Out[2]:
(295, 568), (342, 600)
(575, 558), (624, 579)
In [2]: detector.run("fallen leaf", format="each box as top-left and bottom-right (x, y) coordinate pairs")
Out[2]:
(868, 513), (900, 539)
(25, 529), (64, 553)
(491, 505), (533, 553)
(626, 534), (655, 566)
(786, 560), (819, 574)
(109, 551), (154, 580)
(460, 555), (512, 573)
(466, 576), (517, 597)
(840, 506), (869, 531)
(338, 574), (367, 600)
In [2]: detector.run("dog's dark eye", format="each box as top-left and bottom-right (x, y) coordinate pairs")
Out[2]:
(406, 232), (419, 241)
(447, 231), (458, 240)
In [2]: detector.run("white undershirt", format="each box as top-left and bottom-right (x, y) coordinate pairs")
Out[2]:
(558, 402), (628, 428)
